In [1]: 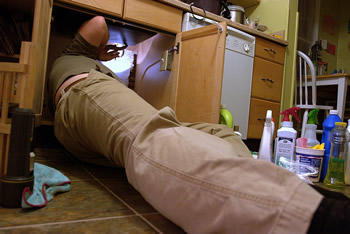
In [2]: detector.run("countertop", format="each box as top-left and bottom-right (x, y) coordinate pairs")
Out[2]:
(156, 0), (288, 46)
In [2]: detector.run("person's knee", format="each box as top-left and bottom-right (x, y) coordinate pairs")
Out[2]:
(89, 16), (106, 28)
(79, 16), (108, 47)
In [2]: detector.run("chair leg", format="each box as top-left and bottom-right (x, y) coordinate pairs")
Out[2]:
(301, 110), (309, 138)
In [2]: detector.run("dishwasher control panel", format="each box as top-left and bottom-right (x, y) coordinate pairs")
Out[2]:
(226, 26), (255, 57)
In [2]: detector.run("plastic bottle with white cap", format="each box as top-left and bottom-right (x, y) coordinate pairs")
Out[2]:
(304, 109), (320, 147)
(320, 110), (342, 181)
(274, 107), (300, 167)
(258, 110), (273, 162)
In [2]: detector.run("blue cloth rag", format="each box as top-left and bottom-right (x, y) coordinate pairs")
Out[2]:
(22, 162), (71, 208)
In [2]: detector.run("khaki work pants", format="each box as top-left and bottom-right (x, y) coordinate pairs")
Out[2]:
(54, 70), (322, 234)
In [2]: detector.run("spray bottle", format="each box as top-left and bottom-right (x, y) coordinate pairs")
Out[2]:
(304, 109), (320, 147)
(258, 110), (273, 162)
(275, 107), (301, 168)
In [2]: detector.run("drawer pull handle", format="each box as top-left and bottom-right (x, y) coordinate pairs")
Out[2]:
(261, 78), (274, 83)
(258, 118), (266, 121)
(264, 48), (277, 54)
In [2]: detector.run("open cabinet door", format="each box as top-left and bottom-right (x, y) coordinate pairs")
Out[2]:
(169, 22), (227, 124)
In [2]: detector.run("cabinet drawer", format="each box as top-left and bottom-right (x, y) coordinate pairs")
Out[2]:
(123, 0), (182, 33)
(247, 98), (280, 139)
(255, 37), (286, 65)
(58, 0), (124, 17)
(251, 57), (283, 102)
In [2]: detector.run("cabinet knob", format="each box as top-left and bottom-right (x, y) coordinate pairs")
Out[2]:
(264, 48), (277, 54)
(257, 118), (266, 121)
(261, 78), (274, 83)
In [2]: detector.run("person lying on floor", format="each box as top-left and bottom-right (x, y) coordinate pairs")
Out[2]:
(48, 15), (350, 234)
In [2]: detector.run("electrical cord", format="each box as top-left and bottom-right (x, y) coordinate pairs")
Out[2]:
(136, 59), (161, 92)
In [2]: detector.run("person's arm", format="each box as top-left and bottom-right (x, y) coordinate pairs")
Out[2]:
(78, 16), (119, 61)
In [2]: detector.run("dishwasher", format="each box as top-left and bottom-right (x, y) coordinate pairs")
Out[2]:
(182, 13), (255, 139)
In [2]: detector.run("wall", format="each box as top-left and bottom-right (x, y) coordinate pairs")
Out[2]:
(336, 0), (350, 73)
(282, 0), (299, 111)
(318, 0), (339, 73)
(318, 0), (350, 74)
(246, 0), (299, 112)
(245, 0), (289, 36)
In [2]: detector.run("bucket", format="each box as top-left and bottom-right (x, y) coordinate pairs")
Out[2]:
(228, 5), (245, 24)
(295, 147), (325, 182)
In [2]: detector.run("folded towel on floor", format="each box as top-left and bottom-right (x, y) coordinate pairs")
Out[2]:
(22, 162), (71, 208)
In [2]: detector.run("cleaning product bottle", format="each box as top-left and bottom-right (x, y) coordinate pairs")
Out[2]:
(346, 119), (350, 185)
(304, 109), (320, 147)
(271, 117), (275, 162)
(275, 107), (301, 168)
(320, 110), (342, 181)
(324, 122), (347, 188)
(258, 110), (273, 162)
(219, 104), (233, 128)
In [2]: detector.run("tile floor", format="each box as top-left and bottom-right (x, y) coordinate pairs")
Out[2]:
(1, 126), (350, 233)
(0, 126), (185, 233)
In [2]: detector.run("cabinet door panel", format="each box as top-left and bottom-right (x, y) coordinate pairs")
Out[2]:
(29, 0), (53, 114)
(57, 0), (123, 17)
(123, 0), (182, 33)
(170, 23), (227, 124)
(247, 98), (280, 139)
(251, 57), (283, 102)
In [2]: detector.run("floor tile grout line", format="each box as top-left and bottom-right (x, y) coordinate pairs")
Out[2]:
(76, 162), (163, 234)
(0, 215), (140, 231)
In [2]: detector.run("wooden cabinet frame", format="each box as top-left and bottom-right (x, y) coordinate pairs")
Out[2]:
(0, 0), (53, 176)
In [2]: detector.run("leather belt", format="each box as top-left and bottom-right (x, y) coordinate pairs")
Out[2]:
(55, 73), (88, 106)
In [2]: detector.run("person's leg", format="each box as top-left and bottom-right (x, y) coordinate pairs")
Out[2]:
(182, 122), (252, 159)
(54, 70), (323, 233)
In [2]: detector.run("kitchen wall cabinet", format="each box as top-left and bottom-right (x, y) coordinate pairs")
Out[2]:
(247, 36), (286, 139)
(0, 0), (53, 176)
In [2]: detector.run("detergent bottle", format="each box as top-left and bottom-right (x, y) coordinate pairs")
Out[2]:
(219, 104), (233, 128)
(258, 110), (273, 162)
(320, 110), (342, 181)
(275, 107), (301, 168)
(304, 109), (320, 147)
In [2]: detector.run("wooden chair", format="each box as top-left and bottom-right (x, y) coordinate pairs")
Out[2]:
(294, 51), (333, 137)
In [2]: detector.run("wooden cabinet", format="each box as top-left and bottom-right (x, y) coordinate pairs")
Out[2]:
(0, 0), (53, 176)
(47, 1), (221, 125)
(56, 0), (183, 33)
(170, 23), (227, 123)
(123, 0), (182, 33)
(135, 23), (227, 124)
(247, 37), (286, 139)
(61, 0), (124, 17)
